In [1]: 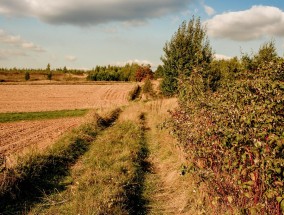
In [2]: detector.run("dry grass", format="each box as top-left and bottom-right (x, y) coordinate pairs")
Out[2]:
(0, 80), (213, 215)
(29, 111), (147, 215)
(120, 98), (212, 214)
(0, 109), (121, 214)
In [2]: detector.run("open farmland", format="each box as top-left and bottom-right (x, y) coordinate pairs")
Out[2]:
(0, 84), (134, 113)
(0, 83), (134, 163)
(0, 117), (85, 163)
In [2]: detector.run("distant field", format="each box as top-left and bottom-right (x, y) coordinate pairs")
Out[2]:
(0, 84), (134, 113)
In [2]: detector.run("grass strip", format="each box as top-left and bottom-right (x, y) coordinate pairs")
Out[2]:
(128, 84), (141, 101)
(0, 108), (121, 214)
(30, 112), (149, 215)
(0, 109), (89, 123)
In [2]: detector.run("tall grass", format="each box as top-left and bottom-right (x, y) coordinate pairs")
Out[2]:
(0, 109), (88, 123)
(0, 108), (121, 214)
(30, 112), (149, 215)
(128, 84), (141, 101)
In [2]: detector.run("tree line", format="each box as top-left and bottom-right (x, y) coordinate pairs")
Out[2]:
(87, 63), (154, 82)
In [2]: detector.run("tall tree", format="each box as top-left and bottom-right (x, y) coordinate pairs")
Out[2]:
(160, 16), (213, 96)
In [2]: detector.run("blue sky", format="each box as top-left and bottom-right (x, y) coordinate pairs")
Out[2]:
(0, 0), (284, 70)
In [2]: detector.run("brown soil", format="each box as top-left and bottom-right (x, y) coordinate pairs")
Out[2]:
(0, 84), (134, 113)
(0, 117), (85, 165)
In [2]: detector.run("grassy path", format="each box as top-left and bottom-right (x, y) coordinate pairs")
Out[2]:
(29, 111), (150, 214)
(1, 98), (208, 214)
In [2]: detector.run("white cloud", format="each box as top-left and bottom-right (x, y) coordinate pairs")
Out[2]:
(65, 55), (77, 62)
(214, 54), (232, 60)
(204, 5), (215, 16)
(0, 0), (194, 26)
(205, 5), (284, 41)
(22, 42), (45, 52)
(0, 49), (26, 60)
(114, 59), (153, 67)
(0, 29), (45, 52)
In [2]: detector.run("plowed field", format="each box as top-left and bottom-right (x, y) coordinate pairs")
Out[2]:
(0, 84), (134, 160)
(0, 84), (133, 113)
(0, 117), (84, 157)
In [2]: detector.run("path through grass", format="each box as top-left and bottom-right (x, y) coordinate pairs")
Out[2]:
(29, 112), (150, 214)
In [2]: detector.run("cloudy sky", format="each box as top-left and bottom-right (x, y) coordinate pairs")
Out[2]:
(0, 0), (284, 69)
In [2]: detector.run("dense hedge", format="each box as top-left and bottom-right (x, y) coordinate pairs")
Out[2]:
(170, 55), (284, 213)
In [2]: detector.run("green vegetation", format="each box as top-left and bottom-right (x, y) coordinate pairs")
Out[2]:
(153, 65), (164, 79)
(142, 78), (156, 99)
(0, 109), (121, 214)
(30, 112), (149, 214)
(24, 71), (30, 81)
(168, 37), (284, 213)
(160, 16), (213, 96)
(87, 63), (154, 82)
(0, 15), (283, 215)
(0, 109), (88, 123)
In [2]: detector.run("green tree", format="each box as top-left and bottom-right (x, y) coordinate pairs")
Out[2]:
(160, 16), (213, 96)
(46, 63), (52, 80)
(253, 41), (278, 70)
(46, 63), (51, 72)
(154, 65), (164, 79)
(24, 71), (30, 81)
(47, 72), (52, 80)
(63, 66), (68, 73)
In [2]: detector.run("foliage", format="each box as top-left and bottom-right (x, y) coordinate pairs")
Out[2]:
(24, 72), (30, 81)
(170, 41), (284, 213)
(46, 63), (51, 72)
(47, 71), (52, 80)
(87, 63), (140, 82)
(135, 64), (154, 82)
(160, 16), (213, 96)
(154, 65), (164, 79)
(142, 78), (154, 94)
(241, 41), (279, 72)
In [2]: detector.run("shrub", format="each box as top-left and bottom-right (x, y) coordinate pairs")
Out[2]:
(47, 72), (52, 80)
(24, 72), (30, 81)
(170, 58), (284, 213)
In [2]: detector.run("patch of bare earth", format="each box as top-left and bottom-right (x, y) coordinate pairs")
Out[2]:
(0, 117), (85, 166)
(0, 84), (134, 113)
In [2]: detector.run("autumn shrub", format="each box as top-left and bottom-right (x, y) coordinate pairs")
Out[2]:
(135, 65), (153, 82)
(170, 58), (284, 213)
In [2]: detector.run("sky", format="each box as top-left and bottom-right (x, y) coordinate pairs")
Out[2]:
(0, 0), (284, 70)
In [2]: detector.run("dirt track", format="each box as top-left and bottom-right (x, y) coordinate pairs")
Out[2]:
(0, 84), (133, 113)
